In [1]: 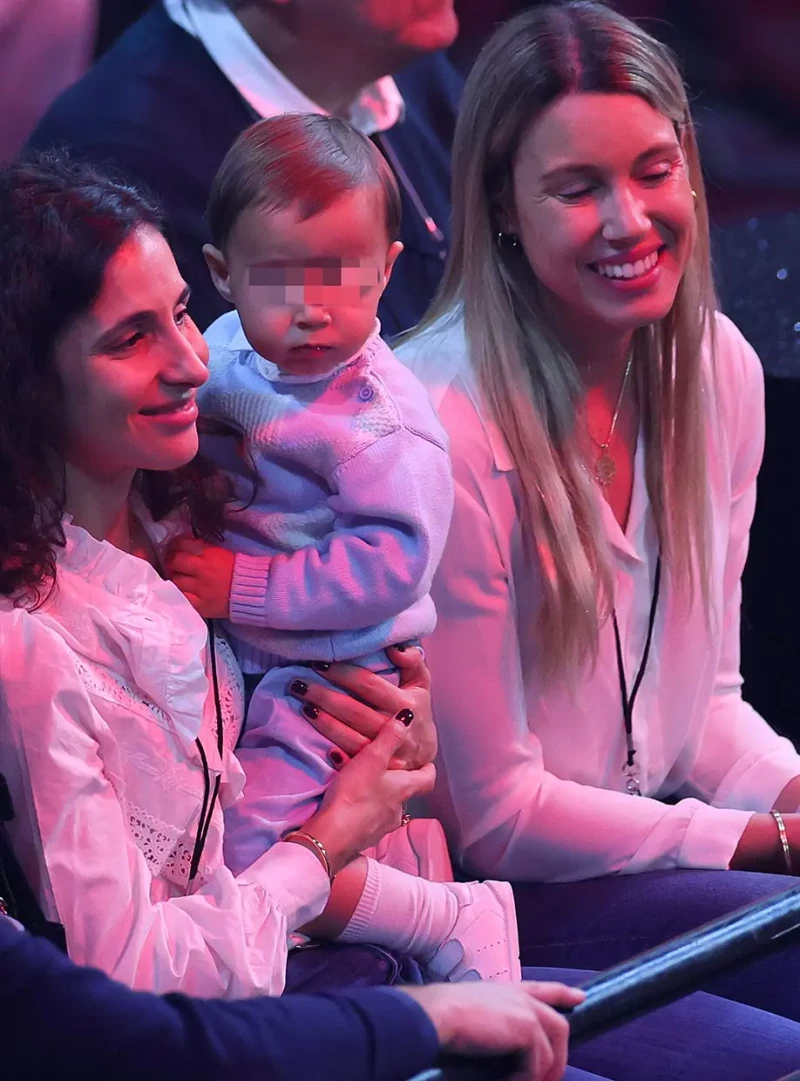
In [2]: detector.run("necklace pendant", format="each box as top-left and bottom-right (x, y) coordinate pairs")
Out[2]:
(595, 451), (616, 487)
(622, 764), (643, 797)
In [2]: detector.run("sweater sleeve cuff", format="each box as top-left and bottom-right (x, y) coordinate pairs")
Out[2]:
(239, 841), (331, 930)
(229, 551), (273, 625)
(678, 801), (756, 870)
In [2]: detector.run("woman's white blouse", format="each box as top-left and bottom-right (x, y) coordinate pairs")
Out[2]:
(397, 311), (800, 882)
(0, 517), (330, 996)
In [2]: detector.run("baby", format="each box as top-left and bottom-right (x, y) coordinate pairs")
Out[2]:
(167, 113), (519, 982)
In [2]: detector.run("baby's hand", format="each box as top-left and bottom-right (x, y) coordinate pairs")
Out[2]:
(164, 537), (235, 620)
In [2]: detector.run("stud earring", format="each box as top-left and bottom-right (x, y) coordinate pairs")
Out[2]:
(691, 189), (698, 200)
(496, 231), (519, 248)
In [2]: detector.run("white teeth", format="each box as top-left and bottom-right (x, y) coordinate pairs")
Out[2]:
(594, 250), (660, 279)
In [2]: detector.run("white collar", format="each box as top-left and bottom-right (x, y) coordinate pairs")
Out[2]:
(163, 0), (404, 135)
(230, 318), (383, 384)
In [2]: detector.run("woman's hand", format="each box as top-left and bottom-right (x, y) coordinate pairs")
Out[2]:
(289, 645), (437, 771)
(300, 715), (436, 875)
(399, 981), (585, 1081)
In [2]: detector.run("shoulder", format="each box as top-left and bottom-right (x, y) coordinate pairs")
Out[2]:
(394, 312), (472, 408)
(204, 310), (249, 357)
(0, 603), (87, 705)
(364, 337), (449, 451)
(28, 7), (247, 161)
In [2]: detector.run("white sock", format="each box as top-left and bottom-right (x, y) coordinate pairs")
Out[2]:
(337, 858), (458, 960)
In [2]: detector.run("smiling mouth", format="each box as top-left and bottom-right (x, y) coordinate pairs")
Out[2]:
(139, 398), (196, 417)
(589, 247), (666, 280)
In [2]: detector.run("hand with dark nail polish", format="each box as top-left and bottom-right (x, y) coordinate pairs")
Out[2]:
(303, 703), (320, 720)
(290, 679), (308, 697)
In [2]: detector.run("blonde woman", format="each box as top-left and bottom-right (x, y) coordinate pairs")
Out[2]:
(397, 1), (800, 1021)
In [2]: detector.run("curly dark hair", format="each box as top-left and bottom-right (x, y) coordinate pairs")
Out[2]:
(0, 152), (233, 605)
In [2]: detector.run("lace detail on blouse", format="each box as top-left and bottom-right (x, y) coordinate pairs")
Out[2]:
(73, 655), (173, 733)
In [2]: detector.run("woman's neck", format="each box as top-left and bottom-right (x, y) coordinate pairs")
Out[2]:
(63, 461), (136, 552)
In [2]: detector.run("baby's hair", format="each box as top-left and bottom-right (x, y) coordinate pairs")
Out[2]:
(207, 113), (402, 250)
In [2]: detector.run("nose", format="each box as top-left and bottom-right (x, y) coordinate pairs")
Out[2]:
(601, 183), (649, 246)
(160, 321), (209, 390)
(294, 305), (332, 331)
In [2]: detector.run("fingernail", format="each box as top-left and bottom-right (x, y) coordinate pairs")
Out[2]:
(303, 703), (320, 720)
(394, 643), (408, 652)
(328, 749), (344, 766)
(290, 679), (308, 696)
(396, 708), (414, 726)
(312, 662), (331, 672)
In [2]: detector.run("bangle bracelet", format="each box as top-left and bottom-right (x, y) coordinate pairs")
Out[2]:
(771, 810), (795, 875)
(283, 830), (334, 881)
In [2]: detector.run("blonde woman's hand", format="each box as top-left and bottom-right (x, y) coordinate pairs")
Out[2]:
(301, 714), (436, 875)
(399, 981), (585, 1081)
(289, 645), (437, 771)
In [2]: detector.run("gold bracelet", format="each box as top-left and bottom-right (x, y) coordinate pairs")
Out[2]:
(771, 811), (795, 875)
(283, 830), (334, 881)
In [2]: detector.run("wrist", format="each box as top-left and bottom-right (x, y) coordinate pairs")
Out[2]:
(298, 809), (356, 878)
(731, 812), (796, 874)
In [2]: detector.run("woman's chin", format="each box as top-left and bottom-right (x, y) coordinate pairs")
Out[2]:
(138, 431), (199, 472)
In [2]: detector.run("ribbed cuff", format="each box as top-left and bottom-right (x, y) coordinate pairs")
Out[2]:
(338, 858), (381, 943)
(229, 551), (273, 625)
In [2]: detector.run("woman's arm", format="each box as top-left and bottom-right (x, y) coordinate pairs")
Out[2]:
(679, 319), (800, 819)
(1, 914), (583, 1081)
(0, 914), (439, 1081)
(0, 612), (332, 997)
(0, 613), (435, 994)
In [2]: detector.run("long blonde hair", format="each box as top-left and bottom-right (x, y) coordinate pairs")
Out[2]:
(409, 1), (716, 680)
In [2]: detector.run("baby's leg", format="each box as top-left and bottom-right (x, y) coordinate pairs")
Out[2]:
(223, 663), (340, 875)
(324, 858), (522, 983)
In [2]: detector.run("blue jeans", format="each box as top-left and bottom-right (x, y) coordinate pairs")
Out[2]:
(526, 967), (800, 1081)
(513, 868), (800, 1021)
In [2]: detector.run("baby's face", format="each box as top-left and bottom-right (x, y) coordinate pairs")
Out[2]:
(219, 188), (401, 376)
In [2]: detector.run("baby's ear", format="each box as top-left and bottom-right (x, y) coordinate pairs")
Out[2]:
(381, 241), (404, 291)
(203, 244), (234, 303)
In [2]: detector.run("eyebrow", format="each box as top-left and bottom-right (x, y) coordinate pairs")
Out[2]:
(540, 141), (681, 183)
(94, 285), (192, 348)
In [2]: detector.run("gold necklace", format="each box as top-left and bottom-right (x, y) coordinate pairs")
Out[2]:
(588, 354), (633, 487)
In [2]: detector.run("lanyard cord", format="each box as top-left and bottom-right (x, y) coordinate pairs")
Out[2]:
(611, 556), (662, 792)
(189, 619), (225, 885)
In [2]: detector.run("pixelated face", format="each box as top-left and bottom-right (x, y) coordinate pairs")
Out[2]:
(53, 226), (209, 481)
(206, 187), (402, 376)
(508, 92), (696, 347)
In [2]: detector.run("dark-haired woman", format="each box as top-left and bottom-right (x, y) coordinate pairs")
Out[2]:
(0, 151), (437, 999)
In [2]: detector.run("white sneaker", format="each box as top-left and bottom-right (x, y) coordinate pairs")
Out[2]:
(423, 880), (522, 983)
(363, 818), (454, 882)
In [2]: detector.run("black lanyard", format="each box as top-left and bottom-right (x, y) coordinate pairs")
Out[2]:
(610, 556), (662, 796)
(188, 619), (225, 885)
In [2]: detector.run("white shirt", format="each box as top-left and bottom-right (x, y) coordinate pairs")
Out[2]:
(163, 0), (404, 135)
(0, 513), (330, 996)
(396, 310), (800, 882)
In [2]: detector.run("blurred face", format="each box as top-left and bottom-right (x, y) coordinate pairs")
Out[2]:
(206, 188), (402, 376)
(255, 0), (458, 55)
(54, 226), (210, 482)
(508, 92), (696, 346)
